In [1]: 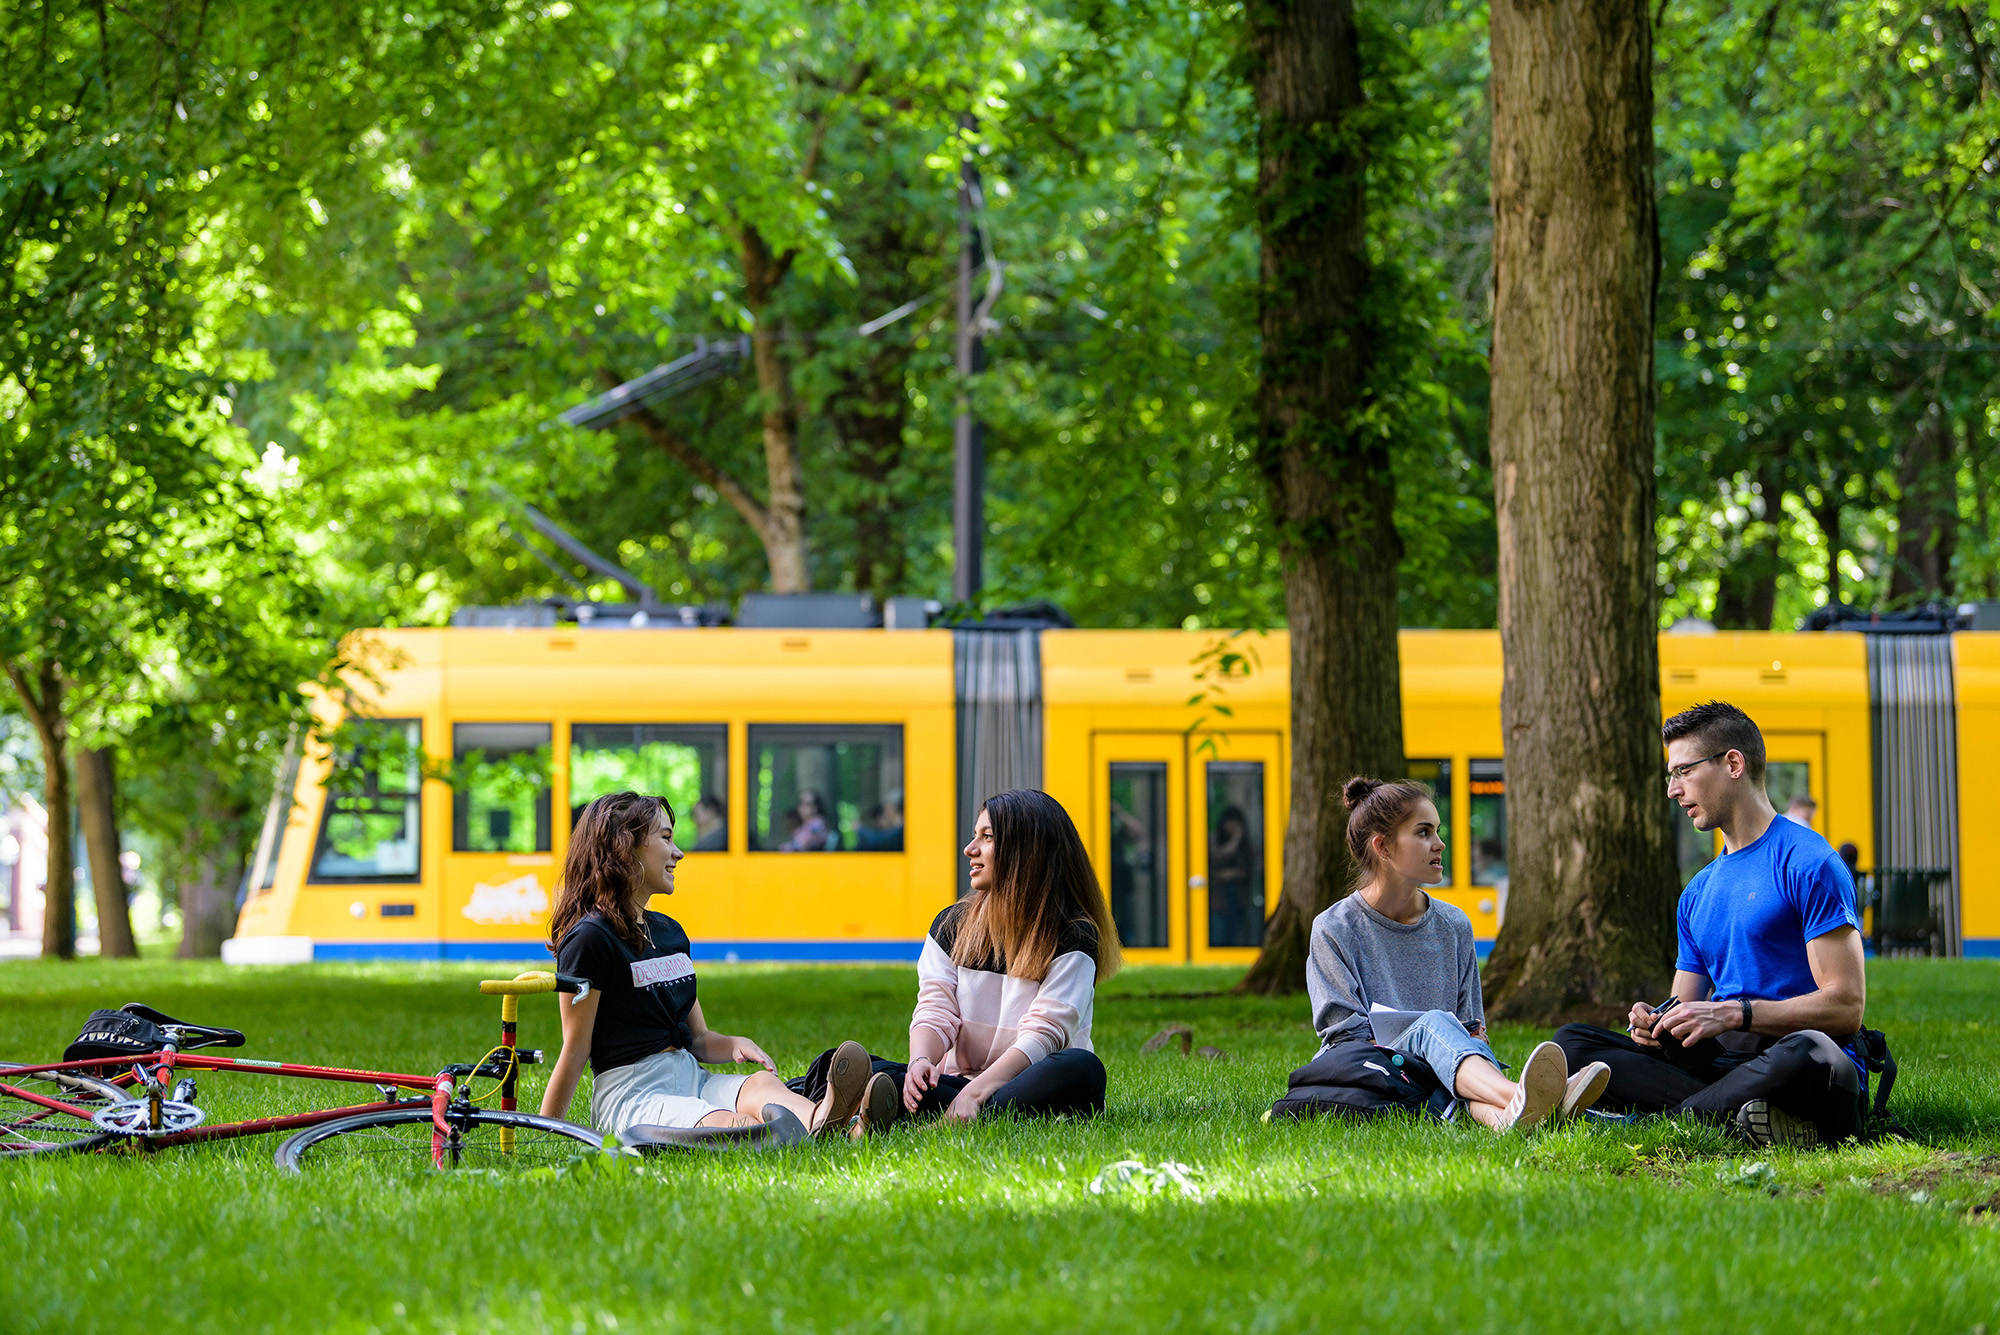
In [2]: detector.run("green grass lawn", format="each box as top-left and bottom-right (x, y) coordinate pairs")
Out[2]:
(4, 958), (1998, 1334)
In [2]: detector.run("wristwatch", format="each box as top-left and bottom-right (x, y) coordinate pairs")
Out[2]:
(1739, 998), (1753, 1031)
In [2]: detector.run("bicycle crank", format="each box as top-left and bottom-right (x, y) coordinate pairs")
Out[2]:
(92, 1098), (206, 1136)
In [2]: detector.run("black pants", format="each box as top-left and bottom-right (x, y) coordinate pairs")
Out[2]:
(872, 1048), (1108, 1118)
(1553, 1024), (1864, 1144)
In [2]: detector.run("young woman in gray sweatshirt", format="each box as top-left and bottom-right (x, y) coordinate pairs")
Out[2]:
(1305, 777), (1609, 1132)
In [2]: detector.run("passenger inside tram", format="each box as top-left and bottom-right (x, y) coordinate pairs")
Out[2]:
(779, 789), (835, 852)
(691, 794), (728, 852)
(855, 793), (905, 852)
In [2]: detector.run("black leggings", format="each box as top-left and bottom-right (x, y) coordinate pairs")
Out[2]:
(873, 1048), (1107, 1118)
(1554, 1024), (1863, 1144)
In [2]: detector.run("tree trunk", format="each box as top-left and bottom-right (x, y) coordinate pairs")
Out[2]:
(4, 662), (76, 959)
(1713, 465), (1784, 630)
(75, 745), (138, 958)
(1889, 412), (1957, 603)
(1811, 484), (1845, 607)
(740, 224), (812, 593)
(1238, 0), (1407, 997)
(178, 774), (248, 959)
(1481, 0), (1680, 1023)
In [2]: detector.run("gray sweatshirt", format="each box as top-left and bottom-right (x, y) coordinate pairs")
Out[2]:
(1306, 891), (1485, 1047)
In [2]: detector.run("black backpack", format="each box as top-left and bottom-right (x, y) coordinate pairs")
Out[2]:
(1850, 1028), (1898, 1119)
(1269, 1040), (1455, 1122)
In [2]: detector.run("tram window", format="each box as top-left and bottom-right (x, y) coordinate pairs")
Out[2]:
(452, 723), (553, 854)
(1206, 762), (1266, 948)
(748, 725), (904, 853)
(309, 719), (421, 883)
(1675, 803), (1717, 887)
(251, 742), (304, 896)
(1407, 758), (1452, 885)
(1469, 759), (1507, 890)
(1110, 763), (1170, 950)
(571, 724), (728, 850)
(1767, 762), (1814, 826)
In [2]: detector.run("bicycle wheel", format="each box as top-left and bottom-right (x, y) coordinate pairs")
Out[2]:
(274, 1106), (604, 1173)
(0, 1062), (124, 1156)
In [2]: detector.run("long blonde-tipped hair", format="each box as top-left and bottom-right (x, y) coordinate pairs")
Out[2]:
(951, 789), (1122, 983)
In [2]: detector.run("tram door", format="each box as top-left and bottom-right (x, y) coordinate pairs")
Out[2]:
(1091, 732), (1284, 964)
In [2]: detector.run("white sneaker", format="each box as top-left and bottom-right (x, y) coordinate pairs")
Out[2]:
(1561, 1062), (1611, 1119)
(1496, 1041), (1567, 1133)
(1736, 1099), (1819, 1148)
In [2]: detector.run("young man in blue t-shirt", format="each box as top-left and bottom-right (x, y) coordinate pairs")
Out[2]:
(1553, 701), (1869, 1147)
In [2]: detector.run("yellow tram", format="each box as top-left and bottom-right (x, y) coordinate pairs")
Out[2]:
(228, 621), (2000, 964)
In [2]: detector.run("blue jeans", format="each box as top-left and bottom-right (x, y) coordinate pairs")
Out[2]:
(1391, 1010), (1501, 1092)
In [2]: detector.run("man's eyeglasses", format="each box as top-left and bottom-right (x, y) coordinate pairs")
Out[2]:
(1665, 750), (1730, 787)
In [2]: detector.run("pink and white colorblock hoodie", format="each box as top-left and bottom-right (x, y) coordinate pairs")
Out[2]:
(910, 903), (1100, 1076)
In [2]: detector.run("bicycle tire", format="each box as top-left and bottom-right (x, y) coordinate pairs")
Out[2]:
(0, 1062), (125, 1156)
(274, 1106), (604, 1173)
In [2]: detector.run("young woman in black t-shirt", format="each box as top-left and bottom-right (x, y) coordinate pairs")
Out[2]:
(539, 791), (871, 1139)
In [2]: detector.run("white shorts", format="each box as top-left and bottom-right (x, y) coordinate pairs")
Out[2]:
(590, 1049), (752, 1134)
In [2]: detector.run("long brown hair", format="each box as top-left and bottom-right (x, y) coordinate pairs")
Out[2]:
(1342, 775), (1435, 887)
(951, 789), (1122, 982)
(547, 791), (671, 953)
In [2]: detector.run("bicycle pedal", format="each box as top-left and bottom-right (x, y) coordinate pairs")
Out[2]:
(170, 1077), (198, 1104)
(92, 1098), (206, 1137)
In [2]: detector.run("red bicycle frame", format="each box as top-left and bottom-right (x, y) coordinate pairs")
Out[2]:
(0, 1049), (460, 1150)
(2, 970), (580, 1165)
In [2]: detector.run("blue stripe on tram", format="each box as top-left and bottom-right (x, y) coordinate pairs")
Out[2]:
(308, 940), (927, 963)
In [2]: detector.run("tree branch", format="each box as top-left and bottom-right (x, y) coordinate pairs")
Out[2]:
(3, 659), (48, 730)
(798, 59), (874, 184)
(601, 371), (772, 540)
(1957, 7), (1992, 100)
(1843, 135), (2000, 314)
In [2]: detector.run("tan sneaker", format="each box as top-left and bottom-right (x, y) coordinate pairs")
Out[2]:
(1495, 1040), (1566, 1133)
(1561, 1062), (1612, 1119)
(849, 1070), (902, 1140)
(811, 1040), (870, 1137)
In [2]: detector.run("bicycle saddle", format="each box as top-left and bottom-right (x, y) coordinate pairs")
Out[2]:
(118, 1003), (246, 1050)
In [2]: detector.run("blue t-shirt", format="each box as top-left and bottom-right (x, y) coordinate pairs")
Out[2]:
(1676, 815), (1861, 1002)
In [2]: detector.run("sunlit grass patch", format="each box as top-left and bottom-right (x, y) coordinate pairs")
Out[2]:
(2, 958), (1998, 1334)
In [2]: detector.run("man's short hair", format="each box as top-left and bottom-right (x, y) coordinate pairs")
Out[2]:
(1661, 701), (1767, 784)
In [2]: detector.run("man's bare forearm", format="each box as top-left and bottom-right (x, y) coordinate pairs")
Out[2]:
(1744, 987), (1864, 1037)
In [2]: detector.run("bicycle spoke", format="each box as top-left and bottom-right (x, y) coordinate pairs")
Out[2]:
(0, 1066), (123, 1153)
(287, 1112), (602, 1170)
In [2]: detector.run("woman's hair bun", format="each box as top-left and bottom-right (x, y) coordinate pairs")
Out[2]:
(1341, 776), (1383, 811)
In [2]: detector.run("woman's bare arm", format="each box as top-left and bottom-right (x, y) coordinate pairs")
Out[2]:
(538, 988), (600, 1120)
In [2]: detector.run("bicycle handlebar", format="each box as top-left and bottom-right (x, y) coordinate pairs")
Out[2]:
(478, 971), (588, 996)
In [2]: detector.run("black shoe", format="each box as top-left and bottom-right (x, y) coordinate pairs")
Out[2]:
(1735, 1099), (1819, 1148)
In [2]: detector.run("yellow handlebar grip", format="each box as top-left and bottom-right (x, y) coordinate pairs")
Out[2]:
(479, 970), (559, 996)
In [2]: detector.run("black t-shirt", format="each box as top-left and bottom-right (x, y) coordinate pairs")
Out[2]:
(555, 910), (699, 1075)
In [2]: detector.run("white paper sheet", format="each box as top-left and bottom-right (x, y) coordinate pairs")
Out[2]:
(1365, 1003), (1434, 1047)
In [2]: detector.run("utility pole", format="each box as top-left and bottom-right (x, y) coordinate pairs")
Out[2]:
(953, 115), (986, 607)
